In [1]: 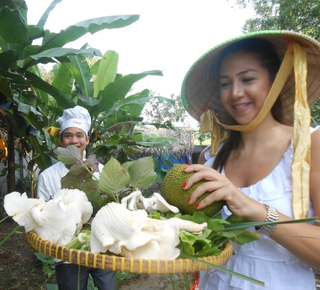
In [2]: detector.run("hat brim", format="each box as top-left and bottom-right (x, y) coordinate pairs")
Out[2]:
(181, 30), (320, 125)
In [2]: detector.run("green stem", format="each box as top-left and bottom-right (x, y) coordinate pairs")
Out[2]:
(182, 272), (191, 289)
(180, 253), (264, 287)
(0, 224), (21, 247)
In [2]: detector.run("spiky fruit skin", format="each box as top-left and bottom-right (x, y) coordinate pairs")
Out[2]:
(161, 164), (225, 216)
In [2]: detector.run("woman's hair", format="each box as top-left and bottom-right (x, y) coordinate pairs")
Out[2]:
(213, 38), (282, 171)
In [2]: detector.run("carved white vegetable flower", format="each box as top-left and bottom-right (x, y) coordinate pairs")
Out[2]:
(4, 189), (93, 246)
(121, 190), (179, 213)
(91, 202), (207, 260)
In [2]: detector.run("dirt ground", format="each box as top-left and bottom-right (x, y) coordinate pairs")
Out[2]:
(0, 218), (194, 290)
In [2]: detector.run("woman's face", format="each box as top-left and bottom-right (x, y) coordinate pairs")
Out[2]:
(219, 52), (273, 125)
(60, 127), (89, 156)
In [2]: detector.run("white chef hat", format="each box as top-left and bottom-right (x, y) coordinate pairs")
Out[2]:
(57, 106), (91, 136)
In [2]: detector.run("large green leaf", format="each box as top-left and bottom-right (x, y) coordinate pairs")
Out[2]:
(91, 70), (163, 117)
(0, 78), (12, 99)
(93, 50), (118, 98)
(68, 54), (93, 98)
(35, 0), (62, 30)
(18, 47), (102, 69)
(52, 63), (73, 94)
(27, 25), (44, 42)
(99, 90), (151, 128)
(0, 69), (28, 90)
(27, 65), (56, 111)
(99, 157), (130, 196)
(56, 146), (81, 165)
(77, 95), (101, 107)
(96, 93), (160, 128)
(126, 156), (156, 189)
(0, 6), (29, 44)
(29, 134), (57, 171)
(41, 15), (140, 49)
(0, 50), (16, 69)
(25, 70), (75, 108)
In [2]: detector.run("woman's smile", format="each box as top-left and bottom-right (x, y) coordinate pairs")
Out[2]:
(219, 52), (272, 125)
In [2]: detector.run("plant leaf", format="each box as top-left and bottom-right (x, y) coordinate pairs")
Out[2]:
(80, 179), (107, 213)
(41, 15), (140, 49)
(127, 156), (156, 189)
(99, 157), (130, 195)
(0, 6), (28, 44)
(68, 54), (93, 97)
(224, 217), (319, 231)
(180, 253), (265, 287)
(93, 50), (118, 98)
(56, 145), (81, 165)
(228, 231), (260, 245)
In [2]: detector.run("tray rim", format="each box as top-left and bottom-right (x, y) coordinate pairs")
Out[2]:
(26, 231), (232, 274)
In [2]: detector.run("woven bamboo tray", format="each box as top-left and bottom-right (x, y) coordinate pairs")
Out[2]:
(26, 231), (232, 274)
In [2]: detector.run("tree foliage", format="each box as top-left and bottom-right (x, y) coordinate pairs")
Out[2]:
(143, 93), (188, 125)
(233, 0), (320, 40)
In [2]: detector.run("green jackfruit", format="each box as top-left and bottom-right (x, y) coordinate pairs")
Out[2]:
(161, 164), (225, 216)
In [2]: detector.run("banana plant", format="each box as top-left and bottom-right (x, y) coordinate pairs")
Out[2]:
(0, 0), (176, 195)
(51, 48), (176, 163)
(0, 0), (142, 193)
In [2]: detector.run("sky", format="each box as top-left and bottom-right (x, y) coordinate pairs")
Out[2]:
(26, 0), (254, 126)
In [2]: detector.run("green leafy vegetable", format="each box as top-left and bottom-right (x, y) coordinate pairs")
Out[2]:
(99, 157), (130, 197)
(57, 147), (157, 209)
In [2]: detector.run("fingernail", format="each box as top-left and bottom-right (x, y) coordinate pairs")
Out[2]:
(183, 166), (188, 170)
(187, 198), (191, 204)
(182, 182), (187, 189)
(195, 204), (199, 209)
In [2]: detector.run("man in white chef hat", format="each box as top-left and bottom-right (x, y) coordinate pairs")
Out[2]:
(37, 105), (92, 200)
(37, 105), (116, 290)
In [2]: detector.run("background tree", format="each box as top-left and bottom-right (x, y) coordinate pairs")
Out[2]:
(233, 0), (320, 39)
(143, 93), (188, 125)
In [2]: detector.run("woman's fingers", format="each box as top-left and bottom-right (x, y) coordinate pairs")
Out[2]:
(187, 180), (220, 205)
(181, 165), (265, 219)
(182, 165), (219, 188)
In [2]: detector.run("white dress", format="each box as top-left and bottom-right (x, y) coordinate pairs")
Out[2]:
(199, 139), (316, 290)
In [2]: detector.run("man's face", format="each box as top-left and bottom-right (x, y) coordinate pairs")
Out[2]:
(60, 127), (89, 156)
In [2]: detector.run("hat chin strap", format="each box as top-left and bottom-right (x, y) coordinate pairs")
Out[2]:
(200, 42), (310, 219)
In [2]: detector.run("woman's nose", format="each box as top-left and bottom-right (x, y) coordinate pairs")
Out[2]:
(231, 81), (244, 99)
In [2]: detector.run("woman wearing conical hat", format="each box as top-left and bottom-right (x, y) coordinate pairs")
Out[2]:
(181, 31), (320, 289)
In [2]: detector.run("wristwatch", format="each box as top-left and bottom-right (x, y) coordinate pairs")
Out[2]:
(256, 204), (279, 236)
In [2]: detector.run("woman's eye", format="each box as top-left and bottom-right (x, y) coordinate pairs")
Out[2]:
(220, 81), (230, 89)
(243, 77), (254, 83)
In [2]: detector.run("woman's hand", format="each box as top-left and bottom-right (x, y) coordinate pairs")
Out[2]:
(183, 164), (266, 221)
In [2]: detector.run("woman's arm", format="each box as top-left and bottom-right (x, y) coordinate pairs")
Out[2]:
(183, 132), (320, 269)
(271, 129), (320, 270)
